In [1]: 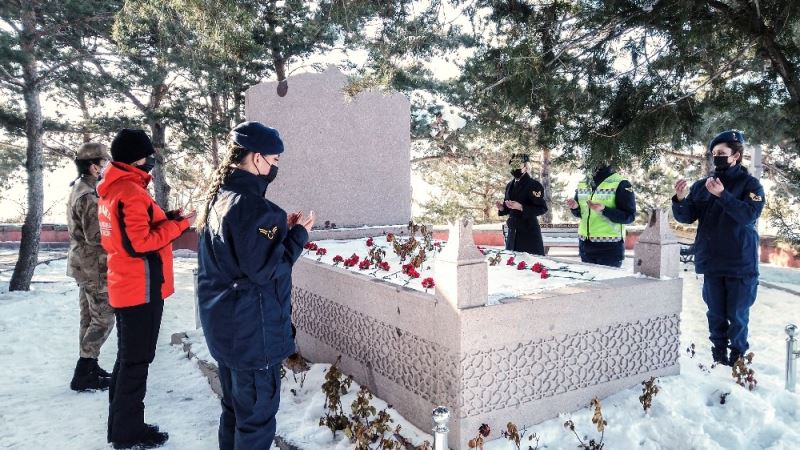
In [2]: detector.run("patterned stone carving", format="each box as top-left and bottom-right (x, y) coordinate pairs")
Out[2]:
(459, 314), (681, 418)
(294, 284), (680, 424)
(292, 286), (459, 408)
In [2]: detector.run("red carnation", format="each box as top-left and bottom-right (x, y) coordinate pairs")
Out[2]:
(531, 262), (544, 273)
(506, 256), (515, 266)
(421, 277), (435, 289)
(402, 263), (420, 278)
(378, 261), (390, 271)
(344, 254), (360, 268)
(517, 261), (527, 270)
(366, 237), (374, 247)
(316, 248), (327, 256)
(358, 259), (371, 270)
(333, 255), (344, 264)
(540, 270), (550, 279)
(304, 242), (318, 251)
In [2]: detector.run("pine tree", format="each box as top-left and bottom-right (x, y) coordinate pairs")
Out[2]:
(0, 0), (118, 291)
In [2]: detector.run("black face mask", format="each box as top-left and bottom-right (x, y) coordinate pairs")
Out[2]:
(259, 162), (279, 185)
(136, 155), (156, 173)
(713, 155), (732, 171)
(510, 169), (523, 179)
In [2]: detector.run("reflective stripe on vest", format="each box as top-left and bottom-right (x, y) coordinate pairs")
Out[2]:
(577, 173), (626, 242)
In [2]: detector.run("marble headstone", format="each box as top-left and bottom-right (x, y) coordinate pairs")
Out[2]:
(245, 67), (411, 228)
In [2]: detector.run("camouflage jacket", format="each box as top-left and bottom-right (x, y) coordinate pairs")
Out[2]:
(66, 175), (108, 288)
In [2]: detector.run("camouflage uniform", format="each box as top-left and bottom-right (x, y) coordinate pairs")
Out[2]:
(67, 144), (115, 359)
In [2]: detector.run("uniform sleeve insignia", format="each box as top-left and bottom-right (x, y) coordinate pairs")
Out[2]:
(258, 226), (278, 239)
(532, 190), (542, 198)
(748, 192), (763, 202)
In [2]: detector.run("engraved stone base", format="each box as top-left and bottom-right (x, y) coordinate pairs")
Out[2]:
(292, 259), (683, 449)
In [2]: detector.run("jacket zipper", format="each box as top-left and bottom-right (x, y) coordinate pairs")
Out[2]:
(257, 291), (269, 368)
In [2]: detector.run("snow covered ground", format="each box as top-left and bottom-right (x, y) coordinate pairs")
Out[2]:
(1, 252), (800, 449)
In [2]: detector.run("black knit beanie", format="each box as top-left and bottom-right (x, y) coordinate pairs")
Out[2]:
(110, 129), (155, 164)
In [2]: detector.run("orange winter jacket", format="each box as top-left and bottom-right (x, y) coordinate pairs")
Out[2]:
(97, 162), (189, 308)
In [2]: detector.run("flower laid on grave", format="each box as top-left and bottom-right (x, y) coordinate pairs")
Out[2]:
(332, 255), (344, 265)
(304, 242), (318, 251)
(377, 261), (390, 271)
(531, 262), (544, 273)
(516, 261), (527, 270)
(366, 237), (374, 247)
(540, 269), (550, 279)
(401, 263), (420, 279)
(343, 254), (360, 268)
(421, 277), (435, 290)
(506, 256), (516, 266)
(358, 259), (371, 270)
(316, 248), (327, 256)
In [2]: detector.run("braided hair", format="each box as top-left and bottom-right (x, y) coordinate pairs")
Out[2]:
(196, 141), (250, 232)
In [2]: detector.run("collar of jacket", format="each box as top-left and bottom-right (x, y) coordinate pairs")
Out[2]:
(79, 174), (99, 188)
(714, 162), (746, 181)
(592, 165), (615, 188)
(97, 161), (152, 196)
(513, 172), (531, 182)
(226, 168), (269, 197)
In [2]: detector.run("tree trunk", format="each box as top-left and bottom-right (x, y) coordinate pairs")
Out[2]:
(210, 91), (222, 167)
(10, 2), (44, 291)
(149, 120), (171, 210)
(77, 82), (91, 143)
(539, 146), (553, 225)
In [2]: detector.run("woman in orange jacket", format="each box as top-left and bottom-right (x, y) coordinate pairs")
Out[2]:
(98, 128), (195, 449)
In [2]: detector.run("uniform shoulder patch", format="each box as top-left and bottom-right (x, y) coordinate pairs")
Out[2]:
(258, 225), (279, 239)
(748, 192), (763, 202)
(532, 190), (542, 198)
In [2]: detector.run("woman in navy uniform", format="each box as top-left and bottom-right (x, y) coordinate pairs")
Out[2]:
(672, 130), (764, 366)
(496, 154), (548, 255)
(196, 121), (314, 450)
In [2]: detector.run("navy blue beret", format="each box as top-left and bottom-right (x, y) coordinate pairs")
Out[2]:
(708, 130), (745, 152)
(231, 121), (284, 155)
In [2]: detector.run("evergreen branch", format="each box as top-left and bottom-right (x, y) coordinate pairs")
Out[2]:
(0, 66), (23, 87)
(33, 52), (91, 87)
(32, 12), (117, 39)
(89, 57), (148, 112)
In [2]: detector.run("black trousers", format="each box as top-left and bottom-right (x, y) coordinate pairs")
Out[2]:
(218, 363), (281, 450)
(107, 298), (164, 443)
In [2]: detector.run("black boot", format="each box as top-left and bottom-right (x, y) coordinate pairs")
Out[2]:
(70, 357), (110, 392)
(89, 358), (112, 378)
(711, 346), (730, 366)
(112, 424), (169, 449)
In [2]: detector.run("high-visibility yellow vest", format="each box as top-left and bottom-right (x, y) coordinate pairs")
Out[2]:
(577, 173), (626, 242)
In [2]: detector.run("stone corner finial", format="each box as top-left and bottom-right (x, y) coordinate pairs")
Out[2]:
(637, 209), (678, 245)
(434, 218), (488, 309)
(438, 219), (484, 264)
(634, 209), (680, 278)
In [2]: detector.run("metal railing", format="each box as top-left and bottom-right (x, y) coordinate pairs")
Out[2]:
(787, 324), (799, 392)
(432, 406), (450, 450)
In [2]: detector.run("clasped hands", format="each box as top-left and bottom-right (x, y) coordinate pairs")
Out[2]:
(288, 210), (316, 232)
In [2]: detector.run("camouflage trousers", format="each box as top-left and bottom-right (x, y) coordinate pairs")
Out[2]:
(78, 282), (115, 359)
